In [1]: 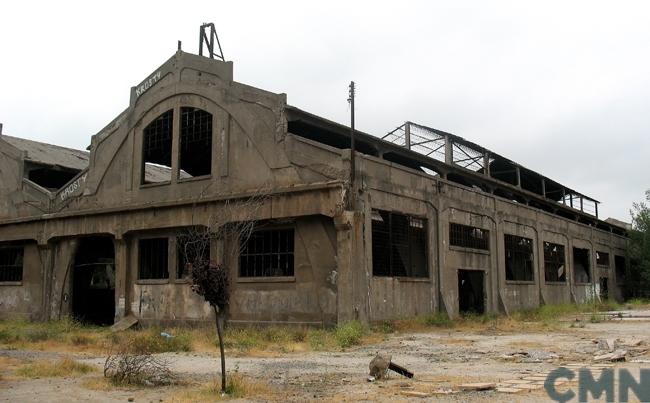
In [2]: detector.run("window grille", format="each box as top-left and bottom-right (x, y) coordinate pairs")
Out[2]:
(139, 238), (169, 279)
(179, 107), (212, 177)
(239, 229), (294, 277)
(372, 210), (428, 278)
(449, 223), (490, 250)
(596, 251), (610, 267)
(142, 110), (173, 184)
(0, 247), (23, 282)
(505, 234), (534, 281)
(544, 242), (566, 282)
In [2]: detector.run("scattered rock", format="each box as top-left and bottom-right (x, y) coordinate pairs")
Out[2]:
(459, 382), (496, 391)
(594, 349), (627, 362)
(497, 387), (524, 394)
(367, 376), (376, 382)
(369, 353), (391, 380)
(401, 391), (430, 398)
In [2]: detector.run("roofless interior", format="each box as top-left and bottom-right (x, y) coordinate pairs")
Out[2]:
(285, 106), (625, 236)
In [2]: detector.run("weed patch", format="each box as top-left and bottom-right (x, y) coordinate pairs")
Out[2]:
(335, 321), (366, 348)
(16, 358), (95, 378)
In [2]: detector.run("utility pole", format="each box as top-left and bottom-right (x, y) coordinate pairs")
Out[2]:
(348, 81), (356, 207)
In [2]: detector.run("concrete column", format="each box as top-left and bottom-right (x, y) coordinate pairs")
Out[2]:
(38, 243), (54, 321)
(114, 237), (129, 321)
(515, 166), (521, 188)
(404, 121), (411, 150)
(483, 152), (490, 176)
(334, 210), (368, 323)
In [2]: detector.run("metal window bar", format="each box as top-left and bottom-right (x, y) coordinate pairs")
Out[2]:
(179, 107), (212, 177)
(138, 238), (169, 280)
(449, 223), (490, 251)
(0, 247), (23, 282)
(596, 251), (610, 267)
(371, 210), (428, 277)
(543, 242), (566, 282)
(504, 234), (534, 281)
(239, 229), (295, 277)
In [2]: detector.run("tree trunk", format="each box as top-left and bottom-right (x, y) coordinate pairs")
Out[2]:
(214, 305), (226, 393)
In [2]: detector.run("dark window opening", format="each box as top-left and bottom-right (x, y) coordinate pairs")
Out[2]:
(142, 110), (173, 184)
(544, 242), (566, 282)
(505, 234), (534, 282)
(615, 255), (626, 283)
(0, 247), (24, 282)
(596, 251), (610, 267)
(177, 231), (210, 279)
(449, 223), (489, 251)
(139, 238), (169, 280)
(179, 107), (212, 178)
(372, 210), (428, 278)
(599, 277), (608, 299)
(573, 247), (591, 283)
(239, 229), (294, 277)
(27, 165), (80, 190)
(458, 269), (485, 314)
(72, 237), (115, 325)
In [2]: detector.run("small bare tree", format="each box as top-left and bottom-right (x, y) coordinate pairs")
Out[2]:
(179, 192), (268, 393)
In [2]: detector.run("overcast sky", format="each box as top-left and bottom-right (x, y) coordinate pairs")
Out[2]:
(1, 1), (648, 221)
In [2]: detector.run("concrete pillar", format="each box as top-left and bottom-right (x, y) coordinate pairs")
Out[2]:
(335, 211), (368, 323)
(38, 243), (54, 321)
(114, 237), (129, 321)
(483, 152), (490, 176)
(404, 121), (411, 150)
(515, 166), (521, 188)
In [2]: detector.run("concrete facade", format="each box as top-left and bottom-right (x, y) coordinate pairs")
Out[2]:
(0, 51), (628, 326)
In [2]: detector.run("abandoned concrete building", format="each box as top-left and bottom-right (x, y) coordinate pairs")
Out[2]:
(0, 50), (629, 327)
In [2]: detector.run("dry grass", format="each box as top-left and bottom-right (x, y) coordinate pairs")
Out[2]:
(82, 376), (118, 391)
(15, 358), (96, 378)
(172, 373), (274, 401)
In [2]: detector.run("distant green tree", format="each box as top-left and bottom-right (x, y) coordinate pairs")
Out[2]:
(628, 190), (650, 297)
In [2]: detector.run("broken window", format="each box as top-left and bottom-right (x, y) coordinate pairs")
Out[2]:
(0, 246), (24, 282)
(142, 110), (173, 184)
(239, 229), (294, 277)
(176, 232), (210, 279)
(544, 242), (566, 282)
(179, 107), (212, 178)
(138, 238), (169, 280)
(372, 210), (428, 278)
(505, 234), (534, 282)
(26, 164), (80, 190)
(596, 251), (610, 267)
(615, 255), (626, 282)
(449, 223), (489, 251)
(573, 247), (591, 283)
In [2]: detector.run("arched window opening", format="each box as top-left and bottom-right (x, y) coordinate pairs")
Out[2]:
(179, 107), (212, 178)
(142, 110), (173, 184)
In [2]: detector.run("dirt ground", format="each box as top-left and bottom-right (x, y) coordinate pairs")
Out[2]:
(2, 311), (650, 402)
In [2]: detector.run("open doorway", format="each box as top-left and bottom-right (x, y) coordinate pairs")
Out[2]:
(458, 269), (485, 315)
(72, 237), (115, 325)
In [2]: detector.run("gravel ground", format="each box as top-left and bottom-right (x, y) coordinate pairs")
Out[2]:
(1, 315), (649, 402)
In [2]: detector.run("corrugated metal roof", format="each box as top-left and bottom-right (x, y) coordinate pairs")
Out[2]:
(1, 135), (89, 171)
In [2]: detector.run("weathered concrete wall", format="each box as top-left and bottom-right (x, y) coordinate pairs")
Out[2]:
(0, 243), (42, 319)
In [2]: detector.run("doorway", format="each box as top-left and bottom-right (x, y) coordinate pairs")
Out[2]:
(458, 269), (485, 315)
(72, 237), (115, 325)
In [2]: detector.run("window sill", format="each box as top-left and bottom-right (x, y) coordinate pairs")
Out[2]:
(136, 279), (170, 285)
(174, 278), (191, 284)
(545, 281), (568, 285)
(237, 276), (295, 283)
(505, 280), (536, 285)
(372, 276), (430, 282)
(449, 246), (490, 255)
(575, 282), (592, 286)
(140, 181), (171, 189)
(0, 281), (22, 286)
(178, 175), (212, 183)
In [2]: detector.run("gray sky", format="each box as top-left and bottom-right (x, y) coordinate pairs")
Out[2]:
(1, 1), (648, 221)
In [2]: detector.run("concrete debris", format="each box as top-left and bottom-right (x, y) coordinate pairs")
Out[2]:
(110, 314), (138, 332)
(401, 391), (430, 398)
(367, 376), (376, 382)
(594, 349), (627, 362)
(369, 353), (391, 379)
(368, 353), (414, 380)
(431, 388), (456, 395)
(497, 387), (524, 394)
(459, 382), (496, 391)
